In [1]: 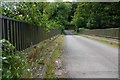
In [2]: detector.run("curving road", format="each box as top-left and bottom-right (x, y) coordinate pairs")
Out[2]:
(63, 35), (118, 78)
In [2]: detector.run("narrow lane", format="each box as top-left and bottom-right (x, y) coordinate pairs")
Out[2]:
(63, 35), (118, 78)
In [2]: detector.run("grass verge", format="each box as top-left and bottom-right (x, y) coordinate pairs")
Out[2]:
(25, 35), (60, 78)
(1, 35), (62, 78)
(80, 34), (119, 48)
(45, 35), (64, 79)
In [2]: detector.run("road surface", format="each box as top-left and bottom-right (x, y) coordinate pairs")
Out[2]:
(62, 35), (118, 78)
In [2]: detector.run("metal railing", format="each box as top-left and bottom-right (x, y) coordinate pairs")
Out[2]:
(1, 16), (61, 51)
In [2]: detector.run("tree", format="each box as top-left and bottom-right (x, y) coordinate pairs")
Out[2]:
(72, 2), (120, 30)
(71, 3), (91, 31)
(43, 2), (72, 30)
(2, 2), (72, 31)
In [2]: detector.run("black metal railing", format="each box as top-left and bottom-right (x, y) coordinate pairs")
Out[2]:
(1, 16), (60, 51)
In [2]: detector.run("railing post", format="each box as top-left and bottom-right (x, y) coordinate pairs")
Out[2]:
(2, 19), (8, 40)
(18, 22), (21, 51)
(15, 21), (19, 50)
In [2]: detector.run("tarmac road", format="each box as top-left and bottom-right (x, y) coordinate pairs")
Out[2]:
(63, 35), (118, 78)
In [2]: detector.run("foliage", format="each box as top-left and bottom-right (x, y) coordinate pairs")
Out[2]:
(68, 3), (78, 22)
(43, 2), (72, 30)
(2, 2), (119, 31)
(72, 2), (120, 30)
(46, 35), (64, 79)
(2, 2), (44, 26)
(1, 39), (32, 78)
(1, 2), (72, 31)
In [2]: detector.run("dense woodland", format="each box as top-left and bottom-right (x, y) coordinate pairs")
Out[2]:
(2, 2), (120, 30)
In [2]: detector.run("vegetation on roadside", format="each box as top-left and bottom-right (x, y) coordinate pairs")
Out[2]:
(1, 35), (61, 78)
(1, 39), (32, 78)
(46, 49), (60, 79)
(24, 35), (60, 78)
(46, 35), (64, 79)
(80, 35), (119, 47)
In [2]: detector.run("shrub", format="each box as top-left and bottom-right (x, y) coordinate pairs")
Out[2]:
(1, 39), (32, 78)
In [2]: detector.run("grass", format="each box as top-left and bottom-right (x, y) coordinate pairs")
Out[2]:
(26, 36), (57, 61)
(20, 35), (59, 78)
(46, 50), (59, 79)
(80, 34), (119, 48)
(45, 35), (64, 79)
(1, 35), (64, 78)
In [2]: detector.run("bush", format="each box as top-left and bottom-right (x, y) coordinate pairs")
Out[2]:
(1, 39), (32, 78)
(79, 28), (86, 33)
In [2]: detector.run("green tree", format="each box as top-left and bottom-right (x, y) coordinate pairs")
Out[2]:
(43, 2), (72, 30)
(72, 2), (120, 30)
(2, 2), (72, 31)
